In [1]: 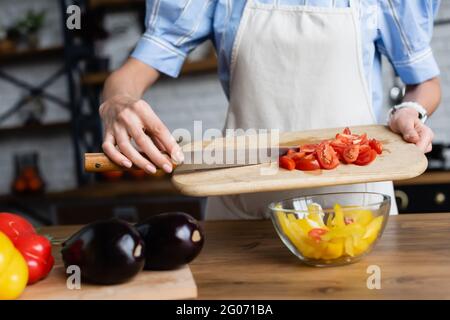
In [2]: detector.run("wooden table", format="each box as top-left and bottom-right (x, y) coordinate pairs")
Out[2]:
(42, 213), (450, 299)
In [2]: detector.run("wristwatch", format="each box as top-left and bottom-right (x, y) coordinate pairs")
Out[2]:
(388, 101), (428, 124)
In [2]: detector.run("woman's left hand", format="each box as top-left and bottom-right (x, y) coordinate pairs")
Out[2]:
(389, 107), (434, 153)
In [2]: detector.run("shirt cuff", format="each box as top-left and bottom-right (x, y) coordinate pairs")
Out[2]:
(131, 34), (187, 78)
(392, 48), (440, 85)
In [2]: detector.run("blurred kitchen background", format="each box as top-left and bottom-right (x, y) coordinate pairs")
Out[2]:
(0, 0), (449, 225)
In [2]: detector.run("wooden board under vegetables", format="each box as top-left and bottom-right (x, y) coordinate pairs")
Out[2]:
(171, 125), (428, 197)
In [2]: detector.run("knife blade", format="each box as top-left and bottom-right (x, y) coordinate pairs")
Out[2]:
(84, 146), (296, 174)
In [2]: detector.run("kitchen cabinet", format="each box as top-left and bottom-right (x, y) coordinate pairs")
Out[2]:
(394, 171), (450, 213)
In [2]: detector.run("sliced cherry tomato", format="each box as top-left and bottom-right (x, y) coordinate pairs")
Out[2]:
(343, 127), (352, 135)
(288, 151), (306, 161)
(308, 228), (328, 242)
(358, 133), (369, 145)
(358, 144), (371, 154)
(354, 149), (377, 166)
(286, 149), (296, 156)
(344, 217), (354, 225)
(331, 139), (350, 148)
(330, 140), (348, 158)
(342, 144), (360, 164)
(369, 139), (383, 154)
(299, 144), (318, 154)
(316, 143), (339, 170)
(295, 155), (321, 171)
(279, 156), (296, 171)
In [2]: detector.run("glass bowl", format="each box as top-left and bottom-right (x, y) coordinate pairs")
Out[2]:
(269, 192), (390, 267)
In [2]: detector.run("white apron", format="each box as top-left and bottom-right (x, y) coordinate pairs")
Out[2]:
(206, 0), (398, 220)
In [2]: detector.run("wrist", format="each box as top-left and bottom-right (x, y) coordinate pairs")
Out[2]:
(388, 101), (428, 124)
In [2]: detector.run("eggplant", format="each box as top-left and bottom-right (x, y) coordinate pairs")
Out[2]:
(136, 212), (204, 270)
(61, 219), (145, 285)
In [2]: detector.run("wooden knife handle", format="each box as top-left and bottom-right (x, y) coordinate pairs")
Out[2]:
(84, 153), (171, 176)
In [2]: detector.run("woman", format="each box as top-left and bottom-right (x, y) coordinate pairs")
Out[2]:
(100, 0), (441, 219)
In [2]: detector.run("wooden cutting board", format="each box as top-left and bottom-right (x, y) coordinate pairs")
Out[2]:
(172, 125), (428, 197)
(20, 265), (197, 300)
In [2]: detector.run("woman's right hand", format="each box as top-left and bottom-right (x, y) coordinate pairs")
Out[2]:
(99, 95), (184, 174)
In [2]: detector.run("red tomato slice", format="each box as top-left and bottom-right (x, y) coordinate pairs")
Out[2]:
(331, 139), (350, 148)
(344, 217), (354, 225)
(354, 149), (377, 166)
(343, 127), (352, 135)
(279, 156), (296, 171)
(358, 133), (369, 145)
(295, 155), (321, 171)
(316, 143), (340, 170)
(369, 139), (383, 154)
(288, 152), (306, 161)
(286, 149), (296, 156)
(342, 144), (360, 164)
(330, 140), (348, 157)
(299, 144), (318, 154)
(308, 228), (328, 242)
(359, 144), (371, 154)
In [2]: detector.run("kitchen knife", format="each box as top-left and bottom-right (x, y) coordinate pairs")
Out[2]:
(84, 146), (295, 174)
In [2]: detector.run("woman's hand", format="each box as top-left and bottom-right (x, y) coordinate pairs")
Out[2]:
(388, 107), (434, 153)
(99, 95), (184, 173)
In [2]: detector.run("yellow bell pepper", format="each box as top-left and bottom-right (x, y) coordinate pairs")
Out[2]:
(332, 204), (345, 228)
(363, 216), (384, 244)
(276, 204), (383, 262)
(345, 209), (374, 226)
(322, 238), (344, 260)
(0, 231), (28, 300)
(352, 237), (370, 256)
(307, 204), (327, 229)
(321, 223), (365, 241)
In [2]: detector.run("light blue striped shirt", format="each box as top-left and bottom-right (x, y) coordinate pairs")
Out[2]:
(131, 0), (441, 120)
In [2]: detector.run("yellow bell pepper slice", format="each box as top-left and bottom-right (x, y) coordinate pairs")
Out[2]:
(307, 204), (327, 228)
(345, 209), (374, 226)
(322, 239), (344, 260)
(0, 231), (29, 300)
(352, 237), (371, 256)
(332, 204), (345, 228)
(363, 216), (384, 244)
(344, 236), (355, 257)
(321, 223), (365, 241)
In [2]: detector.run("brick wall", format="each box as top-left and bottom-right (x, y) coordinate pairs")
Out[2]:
(0, 0), (448, 195)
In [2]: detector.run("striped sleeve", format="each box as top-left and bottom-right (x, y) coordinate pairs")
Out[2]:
(131, 0), (216, 77)
(376, 0), (441, 84)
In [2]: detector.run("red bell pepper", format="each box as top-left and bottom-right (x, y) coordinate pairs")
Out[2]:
(0, 212), (54, 284)
(15, 233), (54, 284)
(0, 212), (35, 244)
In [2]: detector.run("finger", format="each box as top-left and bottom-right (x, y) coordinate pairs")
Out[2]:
(125, 116), (174, 173)
(399, 118), (420, 143)
(425, 143), (432, 153)
(114, 125), (157, 173)
(151, 135), (167, 153)
(416, 125), (434, 152)
(102, 132), (132, 168)
(134, 101), (184, 163)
